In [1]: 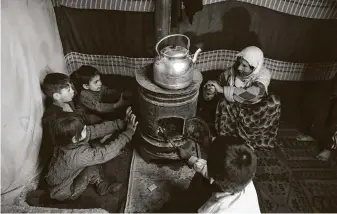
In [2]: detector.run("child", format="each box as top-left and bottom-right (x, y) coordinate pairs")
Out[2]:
(70, 65), (132, 121)
(177, 136), (260, 213)
(45, 112), (138, 201)
(42, 72), (127, 144)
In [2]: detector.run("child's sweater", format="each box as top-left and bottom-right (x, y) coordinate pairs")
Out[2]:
(42, 101), (125, 145)
(79, 85), (120, 113)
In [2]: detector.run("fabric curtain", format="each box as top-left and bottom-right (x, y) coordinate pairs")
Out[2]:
(54, 0), (336, 81)
(1, 0), (66, 204)
(55, 6), (156, 57)
(54, 0), (337, 20)
(178, 0), (337, 63)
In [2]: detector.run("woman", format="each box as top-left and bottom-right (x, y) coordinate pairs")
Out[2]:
(203, 46), (281, 148)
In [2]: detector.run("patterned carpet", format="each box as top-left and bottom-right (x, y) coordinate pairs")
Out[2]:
(124, 137), (337, 213)
(26, 136), (337, 213)
(255, 138), (337, 213)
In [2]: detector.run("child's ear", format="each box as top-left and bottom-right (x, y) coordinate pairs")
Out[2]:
(53, 92), (61, 100)
(83, 84), (89, 90)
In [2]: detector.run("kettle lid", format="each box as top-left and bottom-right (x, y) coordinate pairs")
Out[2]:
(161, 46), (189, 58)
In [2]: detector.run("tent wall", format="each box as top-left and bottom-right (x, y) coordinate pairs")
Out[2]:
(1, 0), (66, 204)
(54, 0), (337, 81)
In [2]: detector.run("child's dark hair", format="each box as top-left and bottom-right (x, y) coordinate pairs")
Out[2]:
(52, 116), (85, 146)
(42, 73), (70, 98)
(207, 136), (257, 193)
(70, 65), (100, 93)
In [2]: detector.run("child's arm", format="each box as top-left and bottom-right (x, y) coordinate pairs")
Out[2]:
(187, 156), (210, 179)
(177, 147), (209, 179)
(88, 107), (132, 140)
(100, 85), (120, 103)
(74, 128), (135, 167)
(87, 119), (125, 140)
(75, 113), (138, 167)
(80, 90), (118, 113)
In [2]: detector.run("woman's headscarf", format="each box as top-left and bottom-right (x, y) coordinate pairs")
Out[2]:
(224, 46), (270, 102)
(236, 46), (264, 80)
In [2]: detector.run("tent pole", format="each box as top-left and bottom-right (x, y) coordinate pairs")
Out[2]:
(155, 0), (172, 42)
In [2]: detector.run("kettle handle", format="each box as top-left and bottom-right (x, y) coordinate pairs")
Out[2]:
(155, 34), (190, 56)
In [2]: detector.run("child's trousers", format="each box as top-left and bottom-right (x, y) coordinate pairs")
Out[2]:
(69, 165), (102, 200)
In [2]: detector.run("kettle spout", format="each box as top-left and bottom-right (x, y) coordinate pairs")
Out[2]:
(192, 48), (202, 63)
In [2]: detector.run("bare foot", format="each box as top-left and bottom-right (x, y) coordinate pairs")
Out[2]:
(296, 133), (315, 142)
(316, 149), (332, 161)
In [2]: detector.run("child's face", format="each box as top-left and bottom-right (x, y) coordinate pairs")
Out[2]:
(54, 83), (74, 103)
(86, 75), (102, 92)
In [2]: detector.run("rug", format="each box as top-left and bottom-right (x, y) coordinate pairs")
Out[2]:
(25, 146), (133, 213)
(124, 144), (200, 213)
(254, 138), (337, 213)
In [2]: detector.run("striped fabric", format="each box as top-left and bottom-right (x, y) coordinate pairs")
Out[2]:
(64, 51), (337, 81)
(53, 0), (337, 19)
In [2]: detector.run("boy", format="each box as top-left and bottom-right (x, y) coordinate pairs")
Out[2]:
(41, 72), (127, 145)
(45, 113), (138, 200)
(177, 136), (260, 213)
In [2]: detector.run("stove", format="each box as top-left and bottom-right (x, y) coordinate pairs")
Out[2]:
(135, 64), (202, 162)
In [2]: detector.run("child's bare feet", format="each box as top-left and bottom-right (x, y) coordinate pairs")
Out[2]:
(296, 133), (315, 142)
(316, 149), (332, 161)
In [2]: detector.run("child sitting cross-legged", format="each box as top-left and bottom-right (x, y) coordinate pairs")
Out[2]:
(176, 136), (260, 213)
(45, 112), (138, 201)
(70, 65), (132, 123)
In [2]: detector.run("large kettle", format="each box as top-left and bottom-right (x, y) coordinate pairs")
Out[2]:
(153, 34), (202, 90)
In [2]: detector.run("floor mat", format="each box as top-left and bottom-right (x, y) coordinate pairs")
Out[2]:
(254, 138), (337, 213)
(124, 144), (200, 213)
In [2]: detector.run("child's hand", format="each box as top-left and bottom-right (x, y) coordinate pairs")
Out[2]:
(126, 114), (138, 132)
(121, 91), (133, 100)
(177, 147), (192, 160)
(124, 106), (132, 121)
(120, 99), (132, 107)
(114, 94), (132, 109)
